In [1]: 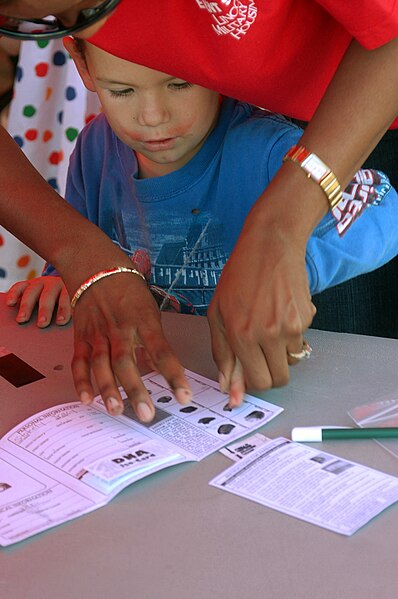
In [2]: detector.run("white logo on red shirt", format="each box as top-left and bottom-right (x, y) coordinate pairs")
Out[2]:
(195, 0), (257, 40)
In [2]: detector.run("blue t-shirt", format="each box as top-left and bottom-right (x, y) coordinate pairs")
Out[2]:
(44, 98), (398, 315)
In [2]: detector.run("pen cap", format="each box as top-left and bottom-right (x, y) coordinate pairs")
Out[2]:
(291, 427), (323, 442)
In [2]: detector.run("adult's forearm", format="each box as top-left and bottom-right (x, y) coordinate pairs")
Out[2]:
(0, 126), (132, 293)
(1, 128), (191, 422)
(300, 36), (398, 186)
(208, 34), (398, 399)
(250, 36), (398, 245)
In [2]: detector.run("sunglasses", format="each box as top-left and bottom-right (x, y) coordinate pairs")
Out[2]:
(0, 0), (121, 40)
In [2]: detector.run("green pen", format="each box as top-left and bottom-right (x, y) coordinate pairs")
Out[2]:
(291, 426), (398, 442)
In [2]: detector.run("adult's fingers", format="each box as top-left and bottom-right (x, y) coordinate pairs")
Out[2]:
(94, 334), (155, 421)
(137, 317), (192, 405)
(71, 273), (191, 421)
(71, 336), (97, 409)
(208, 308), (236, 393)
(208, 217), (316, 396)
(228, 357), (246, 408)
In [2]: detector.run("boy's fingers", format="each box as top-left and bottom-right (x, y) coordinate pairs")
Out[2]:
(55, 285), (73, 325)
(7, 278), (66, 326)
(6, 281), (30, 306)
(16, 281), (45, 324)
(36, 278), (66, 328)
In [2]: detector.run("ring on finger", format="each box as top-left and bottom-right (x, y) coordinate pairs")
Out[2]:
(287, 339), (312, 360)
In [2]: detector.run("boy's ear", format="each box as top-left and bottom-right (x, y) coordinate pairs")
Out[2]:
(63, 37), (96, 93)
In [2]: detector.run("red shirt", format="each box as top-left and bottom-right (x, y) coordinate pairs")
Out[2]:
(90, 0), (398, 127)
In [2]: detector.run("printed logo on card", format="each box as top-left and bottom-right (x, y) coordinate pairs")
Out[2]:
(195, 0), (258, 40)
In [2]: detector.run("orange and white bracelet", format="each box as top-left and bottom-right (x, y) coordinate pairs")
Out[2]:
(70, 266), (146, 309)
(283, 145), (343, 210)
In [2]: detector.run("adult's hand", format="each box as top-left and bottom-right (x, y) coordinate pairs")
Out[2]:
(70, 271), (192, 421)
(209, 227), (315, 405)
(209, 35), (398, 404)
(0, 126), (191, 422)
(208, 164), (319, 406)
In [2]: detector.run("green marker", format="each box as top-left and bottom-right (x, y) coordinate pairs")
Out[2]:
(291, 426), (398, 442)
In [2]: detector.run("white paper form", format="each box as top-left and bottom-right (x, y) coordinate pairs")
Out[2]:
(219, 433), (270, 461)
(0, 369), (283, 546)
(210, 437), (398, 535)
(133, 370), (282, 459)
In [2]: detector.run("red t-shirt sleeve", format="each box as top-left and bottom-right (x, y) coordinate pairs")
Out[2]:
(315, 0), (398, 49)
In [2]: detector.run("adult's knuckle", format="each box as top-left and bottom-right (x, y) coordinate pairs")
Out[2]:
(249, 373), (272, 391)
(261, 322), (280, 343)
(150, 345), (175, 370)
(272, 371), (290, 388)
(286, 319), (303, 337)
(228, 320), (257, 347)
(111, 351), (131, 371)
(90, 345), (109, 368)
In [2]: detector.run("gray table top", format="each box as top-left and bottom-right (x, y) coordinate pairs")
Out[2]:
(1, 293), (398, 599)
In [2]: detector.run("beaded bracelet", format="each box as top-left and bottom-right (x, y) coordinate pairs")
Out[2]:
(283, 145), (343, 210)
(70, 266), (146, 309)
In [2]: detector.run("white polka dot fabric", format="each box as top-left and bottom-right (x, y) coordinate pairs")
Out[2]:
(0, 39), (100, 291)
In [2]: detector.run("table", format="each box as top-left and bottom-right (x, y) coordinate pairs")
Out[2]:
(1, 292), (398, 599)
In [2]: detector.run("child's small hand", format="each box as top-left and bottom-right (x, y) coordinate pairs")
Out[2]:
(6, 276), (72, 328)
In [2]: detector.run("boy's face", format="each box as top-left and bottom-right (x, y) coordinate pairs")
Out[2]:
(70, 41), (221, 178)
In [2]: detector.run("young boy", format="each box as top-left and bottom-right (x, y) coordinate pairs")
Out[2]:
(7, 38), (398, 332)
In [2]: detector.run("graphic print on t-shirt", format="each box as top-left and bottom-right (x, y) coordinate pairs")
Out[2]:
(332, 170), (388, 237)
(194, 0), (258, 39)
(119, 213), (229, 316)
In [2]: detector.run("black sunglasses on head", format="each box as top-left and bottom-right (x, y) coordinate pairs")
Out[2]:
(0, 0), (121, 40)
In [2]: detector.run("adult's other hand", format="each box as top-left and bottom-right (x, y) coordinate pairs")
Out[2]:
(71, 270), (192, 421)
(208, 167), (317, 405)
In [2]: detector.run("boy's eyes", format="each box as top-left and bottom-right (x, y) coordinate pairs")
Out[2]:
(109, 88), (133, 97)
(169, 82), (192, 90)
(107, 82), (192, 97)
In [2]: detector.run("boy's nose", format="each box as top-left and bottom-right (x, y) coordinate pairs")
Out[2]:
(137, 97), (170, 127)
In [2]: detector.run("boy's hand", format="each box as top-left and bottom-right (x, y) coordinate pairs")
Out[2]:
(6, 276), (72, 327)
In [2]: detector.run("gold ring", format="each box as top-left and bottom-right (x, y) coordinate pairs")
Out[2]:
(287, 340), (312, 360)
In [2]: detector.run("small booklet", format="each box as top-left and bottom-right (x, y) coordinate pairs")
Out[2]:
(210, 437), (398, 535)
(0, 369), (282, 547)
